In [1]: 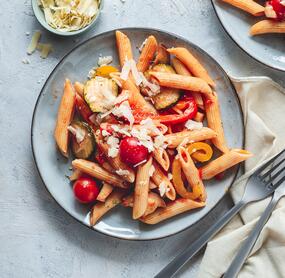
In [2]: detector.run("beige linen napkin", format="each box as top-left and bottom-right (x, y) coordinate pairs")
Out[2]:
(198, 76), (285, 278)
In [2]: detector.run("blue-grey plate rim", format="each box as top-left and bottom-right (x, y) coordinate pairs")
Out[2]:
(31, 27), (244, 241)
(211, 0), (285, 72)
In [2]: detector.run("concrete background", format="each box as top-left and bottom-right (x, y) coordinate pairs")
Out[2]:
(0, 0), (283, 277)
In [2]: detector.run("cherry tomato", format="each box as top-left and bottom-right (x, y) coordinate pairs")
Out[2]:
(73, 177), (100, 203)
(119, 137), (148, 166)
(268, 0), (285, 20)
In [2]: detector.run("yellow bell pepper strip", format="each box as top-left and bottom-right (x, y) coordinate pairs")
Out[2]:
(187, 142), (213, 163)
(95, 65), (119, 78)
(172, 159), (203, 200)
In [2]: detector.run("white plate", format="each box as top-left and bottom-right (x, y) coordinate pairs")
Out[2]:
(31, 28), (244, 240)
(212, 0), (285, 72)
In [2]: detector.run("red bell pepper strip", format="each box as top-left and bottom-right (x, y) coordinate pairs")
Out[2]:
(133, 98), (197, 125)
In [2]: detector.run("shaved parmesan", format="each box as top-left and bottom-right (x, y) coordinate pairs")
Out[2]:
(98, 56), (113, 66)
(106, 136), (120, 158)
(115, 169), (130, 176)
(68, 126), (85, 143)
(101, 130), (111, 137)
(185, 120), (203, 130)
(130, 59), (143, 86)
(112, 101), (134, 126)
(27, 31), (41, 55)
(158, 182), (169, 197)
(39, 43), (53, 59)
(140, 72), (160, 95)
(39, 0), (100, 32)
(120, 60), (131, 80)
(133, 159), (147, 168)
(265, 4), (277, 18)
(168, 173), (173, 180)
(138, 38), (147, 53)
(149, 165), (155, 177)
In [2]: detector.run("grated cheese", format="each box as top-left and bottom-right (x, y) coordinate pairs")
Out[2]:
(138, 38), (147, 53)
(168, 173), (173, 180)
(106, 136), (120, 158)
(39, 0), (100, 32)
(133, 159), (147, 168)
(115, 169), (130, 176)
(139, 72), (160, 95)
(101, 130), (111, 137)
(149, 165), (155, 177)
(67, 126), (85, 143)
(130, 59), (143, 86)
(112, 101), (134, 126)
(27, 31), (42, 55)
(185, 120), (203, 131)
(158, 182), (170, 197)
(98, 55), (113, 66)
(120, 60), (131, 80)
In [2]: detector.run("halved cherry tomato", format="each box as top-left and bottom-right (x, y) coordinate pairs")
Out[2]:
(119, 137), (148, 166)
(268, 0), (285, 20)
(73, 177), (100, 203)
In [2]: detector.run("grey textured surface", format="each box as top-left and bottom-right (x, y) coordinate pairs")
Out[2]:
(0, 1), (284, 278)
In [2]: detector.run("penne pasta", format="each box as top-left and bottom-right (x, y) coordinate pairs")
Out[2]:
(221, 0), (265, 16)
(95, 133), (135, 183)
(122, 192), (166, 217)
(140, 198), (205, 224)
(153, 148), (170, 171)
(97, 182), (114, 202)
(74, 81), (84, 97)
(172, 57), (204, 109)
(149, 72), (212, 94)
(149, 180), (157, 190)
(133, 157), (153, 219)
(137, 35), (158, 72)
(250, 20), (285, 36)
(153, 43), (170, 65)
(172, 57), (192, 76)
(116, 30), (133, 67)
(168, 47), (215, 87)
(194, 111), (205, 122)
(54, 79), (76, 157)
(151, 161), (176, 200)
(165, 128), (217, 149)
(204, 91), (229, 153)
(122, 78), (157, 113)
(72, 159), (128, 188)
(90, 190), (125, 226)
(178, 147), (207, 201)
(69, 169), (82, 181)
(201, 149), (253, 180)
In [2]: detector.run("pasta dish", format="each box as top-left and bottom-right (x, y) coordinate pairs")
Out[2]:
(54, 30), (252, 226)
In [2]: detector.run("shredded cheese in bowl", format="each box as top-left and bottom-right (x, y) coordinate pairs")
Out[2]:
(38, 0), (101, 33)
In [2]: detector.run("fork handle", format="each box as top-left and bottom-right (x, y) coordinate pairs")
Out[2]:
(223, 194), (280, 278)
(155, 200), (245, 278)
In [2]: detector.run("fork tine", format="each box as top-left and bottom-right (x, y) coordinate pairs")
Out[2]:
(265, 166), (285, 186)
(266, 169), (285, 190)
(256, 149), (285, 175)
(260, 158), (285, 180)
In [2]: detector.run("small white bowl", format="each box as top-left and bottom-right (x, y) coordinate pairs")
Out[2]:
(31, 0), (103, 36)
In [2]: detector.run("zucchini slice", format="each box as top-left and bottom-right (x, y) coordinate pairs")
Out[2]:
(70, 121), (96, 159)
(152, 64), (181, 110)
(84, 76), (118, 113)
(153, 89), (180, 110)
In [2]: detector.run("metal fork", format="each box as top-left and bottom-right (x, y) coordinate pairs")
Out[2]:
(223, 156), (285, 278)
(155, 149), (285, 278)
